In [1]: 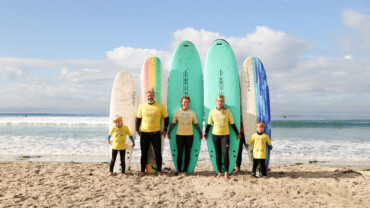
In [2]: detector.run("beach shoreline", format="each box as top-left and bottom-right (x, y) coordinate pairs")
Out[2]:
(1, 161), (369, 207)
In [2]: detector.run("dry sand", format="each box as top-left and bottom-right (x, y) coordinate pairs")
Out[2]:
(0, 162), (369, 208)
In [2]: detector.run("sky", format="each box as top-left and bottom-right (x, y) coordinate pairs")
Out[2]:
(0, 0), (370, 116)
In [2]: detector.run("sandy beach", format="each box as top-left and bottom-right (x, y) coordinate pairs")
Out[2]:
(0, 162), (369, 208)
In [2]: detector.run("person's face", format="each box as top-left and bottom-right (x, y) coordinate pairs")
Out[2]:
(114, 120), (122, 127)
(146, 92), (155, 104)
(216, 97), (224, 109)
(257, 125), (265, 133)
(181, 99), (190, 110)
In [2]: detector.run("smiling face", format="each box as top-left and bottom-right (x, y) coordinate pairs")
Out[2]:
(181, 98), (190, 110)
(146, 91), (155, 104)
(256, 124), (265, 134)
(114, 119), (122, 128)
(216, 96), (225, 109)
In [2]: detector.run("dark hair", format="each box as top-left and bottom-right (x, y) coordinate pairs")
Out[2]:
(180, 94), (190, 104)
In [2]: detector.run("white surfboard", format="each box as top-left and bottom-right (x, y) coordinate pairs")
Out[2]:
(109, 71), (137, 173)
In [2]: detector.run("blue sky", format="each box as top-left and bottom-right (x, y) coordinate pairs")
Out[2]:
(1, 0), (370, 115)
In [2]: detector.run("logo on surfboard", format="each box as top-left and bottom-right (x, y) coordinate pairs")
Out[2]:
(218, 69), (224, 95)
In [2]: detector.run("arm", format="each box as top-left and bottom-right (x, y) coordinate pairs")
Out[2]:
(230, 124), (241, 139)
(204, 124), (211, 139)
(162, 116), (169, 136)
(194, 123), (203, 139)
(167, 123), (176, 139)
(136, 117), (142, 135)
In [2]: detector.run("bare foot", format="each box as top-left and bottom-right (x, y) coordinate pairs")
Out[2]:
(225, 172), (229, 180)
(138, 172), (145, 177)
(216, 173), (222, 178)
(234, 168), (240, 173)
(157, 172), (163, 177)
(107, 172), (115, 176)
(121, 173), (127, 177)
(263, 176), (269, 179)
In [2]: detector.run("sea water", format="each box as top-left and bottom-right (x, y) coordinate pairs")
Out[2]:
(0, 113), (369, 166)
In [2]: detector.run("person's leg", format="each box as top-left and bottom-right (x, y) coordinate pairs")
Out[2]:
(212, 134), (223, 174)
(260, 159), (267, 177)
(235, 134), (245, 171)
(119, 150), (126, 174)
(252, 158), (259, 177)
(183, 135), (193, 173)
(151, 131), (163, 173)
(140, 132), (151, 173)
(176, 135), (185, 173)
(221, 135), (230, 173)
(109, 149), (118, 174)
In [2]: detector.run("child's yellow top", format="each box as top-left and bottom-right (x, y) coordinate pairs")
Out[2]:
(247, 133), (272, 159)
(171, 109), (198, 135)
(109, 125), (132, 150)
(137, 102), (168, 132)
(207, 108), (235, 135)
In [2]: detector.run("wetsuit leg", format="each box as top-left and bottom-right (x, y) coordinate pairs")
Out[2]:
(212, 134), (223, 173)
(110, 149), (119, 172)
(119, 149), (126, 173)
(221, 135), (230, 173)
(176, 135), (185, 172)
(151, 131), (163, 172)
(183, 135), (193, 172)
(140, 132), (151, 172)
(252, 158), (259, 176)
(236, 135), (245, 169)
(260, 159), (267, 176)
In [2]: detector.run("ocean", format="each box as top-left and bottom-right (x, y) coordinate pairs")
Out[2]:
(1, 113), (369, 166)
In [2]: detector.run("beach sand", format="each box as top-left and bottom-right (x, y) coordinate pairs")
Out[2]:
(0, 162), (369, 208)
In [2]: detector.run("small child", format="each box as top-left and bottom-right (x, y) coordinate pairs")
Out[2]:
(107, 115), (135, 176)
(245, 122), (272, 178)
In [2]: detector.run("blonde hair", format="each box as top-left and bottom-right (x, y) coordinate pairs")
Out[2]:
(216, 95), (226, 115)
(256, 122), (265, 128)
(113, 115), (122, 122)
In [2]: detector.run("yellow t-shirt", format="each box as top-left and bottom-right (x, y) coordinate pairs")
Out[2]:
(137, 102), (168, 132)
(247, 133), (272, 159)
(172, 109), (198, 136)
(109, 125), (132, 150)
(207, 108), (235, 135)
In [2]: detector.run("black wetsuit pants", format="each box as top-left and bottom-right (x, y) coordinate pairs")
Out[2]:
(212, 134), (230, 173)
(176, 135), (193, 173)
(110, 149), (126, 173)
(140, 131), (162, 172)
(252, 158), (267, 176)
(236, 134), (245, 169)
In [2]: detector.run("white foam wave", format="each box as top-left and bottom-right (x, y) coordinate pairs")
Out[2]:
(0, 116), (110, 126)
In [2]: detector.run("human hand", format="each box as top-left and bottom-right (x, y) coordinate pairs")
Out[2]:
(132, 142), (135, 148)
(137, 130), (141, 136)
(237, 134), (241, 139)
(204, 135), (208, 140)
(168, 133), (171, 139)
(199, 135), (203, 140)
(162, 131), (167, 137)
(108, 140), (111, 145)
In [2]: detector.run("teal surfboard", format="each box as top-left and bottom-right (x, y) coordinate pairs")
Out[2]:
(167, 41), (203, 173)
(204, 39), (241, 175)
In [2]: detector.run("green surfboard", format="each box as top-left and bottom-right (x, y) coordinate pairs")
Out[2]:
(167, 41), (203, 173)
(204, 39), (241, 175)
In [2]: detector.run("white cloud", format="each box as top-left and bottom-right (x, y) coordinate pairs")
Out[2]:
(1, 12), (370, 114)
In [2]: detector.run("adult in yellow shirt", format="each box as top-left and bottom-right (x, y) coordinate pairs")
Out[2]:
(136, 90), (169, 177)
(167, 95), (202, 175)
(204, 95), (241, 180)
(245, 122), (272, 178)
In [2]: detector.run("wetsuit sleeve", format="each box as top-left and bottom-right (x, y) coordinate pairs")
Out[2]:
(168, 123), (176, 134)
(108, 135), (111, 141)
(136, 118), (142, 131)
(164, 117), (169, 131)
(230, 124), (240, 135)
(194, 123), (202, 135)
(204, 124), (211, 136)
(129, 136), (134, 143)
(108, 128), (114, 140)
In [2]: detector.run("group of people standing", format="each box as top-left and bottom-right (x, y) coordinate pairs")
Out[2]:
(107, 89), (272, 179)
